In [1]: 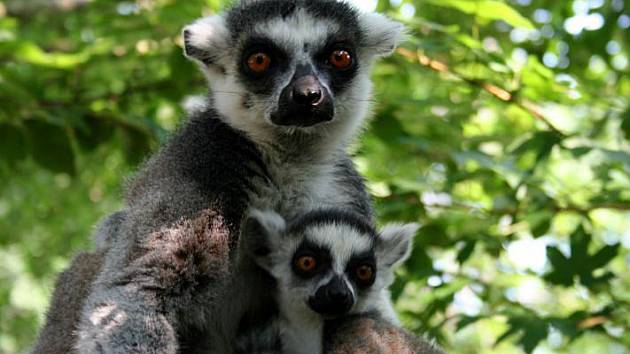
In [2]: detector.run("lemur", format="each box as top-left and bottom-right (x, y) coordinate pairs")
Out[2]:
(29, 1), (408, 353)
(235, 208), (422, 354)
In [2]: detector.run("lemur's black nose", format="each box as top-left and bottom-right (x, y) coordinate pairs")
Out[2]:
(325, 284), (351, 303)
(272, 67), (334, 127)
(292, 76), (324, 106)
(308, 276), (354, 316)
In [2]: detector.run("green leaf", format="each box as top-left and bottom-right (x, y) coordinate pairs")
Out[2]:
(513, 131), (563, 164)
(120, 123), (155, 166)
(371, 108), (409, 144)
(528, 212), (552, 238)
(12, 42), (91, 69)
(0, 124), (27, 167)
(545, 226), (621, 289)
(23, 120), (75, 175)
(456, 240), (476, 264)
(519, 322), (548, 353)
(568, 147), (593, 158)
(496, 316), (548, 353)
(589, 244), (620, 272)
(620, 107), (630, 141)
(456, 315), (481, 331)
(545, 247), (573, 286)
(425, 0), (535, 29)
(76, 115), (116, 152)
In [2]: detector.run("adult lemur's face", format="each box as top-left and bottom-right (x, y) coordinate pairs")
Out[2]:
(183, 0), (403, 136)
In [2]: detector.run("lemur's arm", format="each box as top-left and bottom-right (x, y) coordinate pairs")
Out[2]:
(31, 251), (105, 354)
(75, 205), (232, 353)
(32, 211), (125, 354)
(73, 115), (262, 354)
(31, 208), (227, 354)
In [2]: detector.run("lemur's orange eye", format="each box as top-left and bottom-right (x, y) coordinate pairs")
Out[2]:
(296, 256), (317, 273)
(356, 265), (375, 283)
(247, 52), (271, 73)
(330, 50), (352, 69)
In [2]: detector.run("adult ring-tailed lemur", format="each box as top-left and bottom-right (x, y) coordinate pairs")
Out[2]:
(31, 1), (438, 353)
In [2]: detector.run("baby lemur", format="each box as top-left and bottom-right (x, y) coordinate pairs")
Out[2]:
(236, 209), (420, 354)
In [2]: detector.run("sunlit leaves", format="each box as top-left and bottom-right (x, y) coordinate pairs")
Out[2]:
(424, 0), (535, 30)
(620, 106), (630, 141)
(13, 42), (91, 69)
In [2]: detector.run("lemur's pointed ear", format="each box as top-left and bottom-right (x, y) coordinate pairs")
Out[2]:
(358, 12), (406, 57)
(376, 223), (419, 268)
(242, 209), (286, 270)
(182, 15), (230, 66)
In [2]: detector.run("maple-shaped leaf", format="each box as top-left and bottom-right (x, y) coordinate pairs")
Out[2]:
(544, 226), (620, 289)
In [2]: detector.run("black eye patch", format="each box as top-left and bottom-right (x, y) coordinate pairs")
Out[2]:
(291, 240), (332, 279)
(346, 251), (376, 289)
(314, 36), (359, 94)
(238, 37), (290, 95)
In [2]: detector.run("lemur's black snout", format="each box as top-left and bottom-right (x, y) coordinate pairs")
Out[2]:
(308, 276), (354, 316)
(271, 66), (334, 128)
(292, 76), (324, 106)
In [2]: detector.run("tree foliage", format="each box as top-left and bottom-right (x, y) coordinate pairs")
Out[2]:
(0, 0), (629, 353)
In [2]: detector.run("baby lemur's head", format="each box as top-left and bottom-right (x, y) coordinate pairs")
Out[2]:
(183, 0), (404, 141)
(244, 209), (418, 320)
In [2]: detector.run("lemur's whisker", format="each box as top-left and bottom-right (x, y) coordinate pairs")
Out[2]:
(212, 91), (245, 95)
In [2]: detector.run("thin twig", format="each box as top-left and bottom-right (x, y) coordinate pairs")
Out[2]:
(396, 48), (566, 137)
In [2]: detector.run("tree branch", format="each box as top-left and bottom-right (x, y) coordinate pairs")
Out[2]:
(396, 48), (566, 137)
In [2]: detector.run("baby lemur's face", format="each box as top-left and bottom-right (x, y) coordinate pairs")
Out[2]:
(183, 0), (403, 136)
(244, 209), (418, 319)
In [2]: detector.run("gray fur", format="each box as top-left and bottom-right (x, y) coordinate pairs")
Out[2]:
(34, 1), (405, 353)
(93, 211), (126, 250)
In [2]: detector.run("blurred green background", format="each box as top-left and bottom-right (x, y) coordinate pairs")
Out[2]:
(0, 0), (629, 353)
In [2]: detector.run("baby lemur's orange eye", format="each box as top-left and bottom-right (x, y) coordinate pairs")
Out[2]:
(329, 50), (352, 69)
(356, 265), (375, 283)
(296, 255), (317, 273)
(247, 52), (271, 73)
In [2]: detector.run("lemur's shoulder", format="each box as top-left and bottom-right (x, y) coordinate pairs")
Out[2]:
(124, 107), (268, 210)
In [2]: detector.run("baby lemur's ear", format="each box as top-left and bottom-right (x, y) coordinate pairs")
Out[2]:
(376, 223), (419, 268)
(358, 12), (406, 57)
(182, 15), (230, 67)
(242, 209), (286, 270)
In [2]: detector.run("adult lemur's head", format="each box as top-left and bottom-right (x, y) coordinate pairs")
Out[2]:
(183, 0), (404, 143)
(243, 209), (418, 319)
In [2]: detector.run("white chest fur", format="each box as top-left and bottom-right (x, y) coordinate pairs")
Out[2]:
(248, 150), (353, 221)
